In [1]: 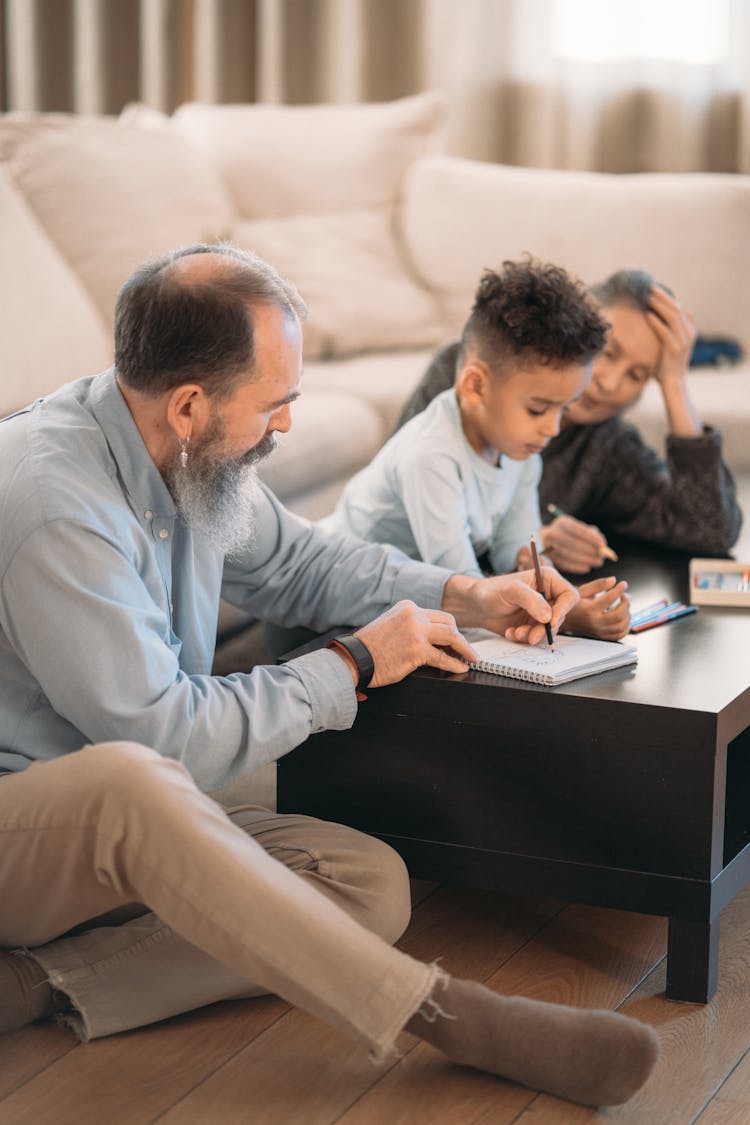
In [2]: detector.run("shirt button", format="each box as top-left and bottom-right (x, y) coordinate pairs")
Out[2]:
(144, 509), (153, 520)
(158, 528), (169, 540)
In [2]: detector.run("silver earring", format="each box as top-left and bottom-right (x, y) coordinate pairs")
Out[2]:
(180, 436), (189, 468)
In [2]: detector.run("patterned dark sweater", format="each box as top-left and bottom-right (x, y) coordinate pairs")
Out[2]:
(395, 342), (742, 556)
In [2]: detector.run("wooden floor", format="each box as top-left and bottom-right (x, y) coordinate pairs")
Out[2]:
(2, 878), (750, 1124)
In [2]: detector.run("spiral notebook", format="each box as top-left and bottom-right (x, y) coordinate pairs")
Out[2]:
(469, 633), (638, 685)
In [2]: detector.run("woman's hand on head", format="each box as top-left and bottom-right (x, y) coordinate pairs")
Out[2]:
(647, 286), (702, 436)
(646, 286), (696, 387)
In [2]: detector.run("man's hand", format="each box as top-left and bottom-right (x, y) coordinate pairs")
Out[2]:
(540, 515), (611, 574)
(441, 566), (580, 646)
(515, 543), (552, 571)
(353, 600), (479, 688)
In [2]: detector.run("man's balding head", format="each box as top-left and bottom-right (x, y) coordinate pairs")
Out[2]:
(114, 243), (306, 400)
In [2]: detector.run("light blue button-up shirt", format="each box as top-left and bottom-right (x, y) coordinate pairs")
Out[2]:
(0, 370), (451, 790)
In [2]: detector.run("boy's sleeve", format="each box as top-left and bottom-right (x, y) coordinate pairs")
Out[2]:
(396, 448), (483, 575)
(488, 456), (543, 575)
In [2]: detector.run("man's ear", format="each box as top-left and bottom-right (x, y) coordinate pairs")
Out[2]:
(166, 383), (210, 441)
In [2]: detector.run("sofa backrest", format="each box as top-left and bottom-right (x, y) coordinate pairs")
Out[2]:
(400, 155), (750, 344)
(0, 166), (112, 412)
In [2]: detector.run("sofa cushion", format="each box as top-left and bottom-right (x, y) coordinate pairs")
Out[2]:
(257, 389), (382, 501)
(0, 166), (112, 415)
(303, 347), (436, 436)
(173, 94), (445, 359)
(401, 155), (750, 344)
(233, 211), (442, 360)
(2, 113), (232, 328)
(172, 93), (445, 217)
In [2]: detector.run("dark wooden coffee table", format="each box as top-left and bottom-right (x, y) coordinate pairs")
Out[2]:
(277, 544), (750, 1002)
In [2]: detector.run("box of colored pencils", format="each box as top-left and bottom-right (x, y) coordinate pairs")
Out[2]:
(689, 558), (750, 607)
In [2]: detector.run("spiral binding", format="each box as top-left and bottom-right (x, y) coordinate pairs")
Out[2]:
(470, 659), (552, 685)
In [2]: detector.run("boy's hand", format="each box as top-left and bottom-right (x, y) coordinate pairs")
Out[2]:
(540, 515), (611, 574)
(564, 577), (630, 641)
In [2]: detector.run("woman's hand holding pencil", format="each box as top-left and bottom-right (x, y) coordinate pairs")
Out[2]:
(541, 504), (618, 574)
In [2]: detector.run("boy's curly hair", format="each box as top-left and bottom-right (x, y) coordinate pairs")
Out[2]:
(461, 258), (608, 373)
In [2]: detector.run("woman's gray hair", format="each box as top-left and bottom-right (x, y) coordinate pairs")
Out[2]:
(589, 268), (674, 312)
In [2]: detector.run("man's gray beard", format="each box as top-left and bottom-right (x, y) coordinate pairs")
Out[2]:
(166, 430), (276, 559)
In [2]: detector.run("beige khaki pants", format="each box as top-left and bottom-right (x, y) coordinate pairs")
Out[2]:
(0, 742), (439, 1055)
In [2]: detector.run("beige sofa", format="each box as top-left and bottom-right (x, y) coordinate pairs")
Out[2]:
(2, 91), (749, 538)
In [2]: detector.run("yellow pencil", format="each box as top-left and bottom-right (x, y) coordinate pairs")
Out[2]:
(546, 503), (619, 562)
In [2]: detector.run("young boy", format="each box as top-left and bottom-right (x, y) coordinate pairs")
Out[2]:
(322, 259), (630, 640)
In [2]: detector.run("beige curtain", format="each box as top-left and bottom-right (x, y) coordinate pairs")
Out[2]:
(2, 0), (749, 173)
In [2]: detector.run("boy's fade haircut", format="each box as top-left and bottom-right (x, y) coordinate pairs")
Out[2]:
(460, 257), (609, 376)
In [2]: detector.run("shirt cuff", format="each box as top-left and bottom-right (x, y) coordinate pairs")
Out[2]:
(286, 647), (358, 733)
(667, 425), (723, 464)
(391, 559), (454, 610)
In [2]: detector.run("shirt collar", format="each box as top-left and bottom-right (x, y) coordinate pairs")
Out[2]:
(88, 368), (176, 522)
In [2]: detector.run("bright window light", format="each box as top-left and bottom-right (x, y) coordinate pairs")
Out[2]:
(552, 0), (731, 64)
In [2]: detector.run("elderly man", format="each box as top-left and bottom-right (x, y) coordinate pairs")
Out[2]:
(0, 245), (658, 1107)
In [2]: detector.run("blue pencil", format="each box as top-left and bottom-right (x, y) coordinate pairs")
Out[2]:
(631, 604), (698, 633)
(629, 598), (670, 625)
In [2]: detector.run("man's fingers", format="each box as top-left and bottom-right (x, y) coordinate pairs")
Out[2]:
(425, 645), (474, 674)
(504, 623), (537, 644)
(425, 621), (478, 663)
(509, 582), (553, 623)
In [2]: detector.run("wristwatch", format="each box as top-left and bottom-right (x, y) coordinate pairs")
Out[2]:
(326, 634), (374, 697)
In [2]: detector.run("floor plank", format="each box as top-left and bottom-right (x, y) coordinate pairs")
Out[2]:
(0, 1021), (77, 1100)
(0, 995), (290, 1125)
(521, 883), (750, 1125)
(694, 1048), (750, 1124)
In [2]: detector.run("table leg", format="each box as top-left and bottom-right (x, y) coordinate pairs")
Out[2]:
(666, 916), (719, 1002)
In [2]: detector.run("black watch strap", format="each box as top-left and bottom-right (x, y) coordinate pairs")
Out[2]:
(327, 634), (374, 694)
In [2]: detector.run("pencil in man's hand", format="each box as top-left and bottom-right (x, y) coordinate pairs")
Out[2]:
(530, 535), (555, 650)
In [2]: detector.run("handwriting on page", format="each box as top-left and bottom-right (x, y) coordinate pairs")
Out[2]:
(512, 648), (565, 667)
